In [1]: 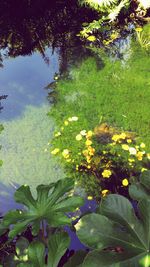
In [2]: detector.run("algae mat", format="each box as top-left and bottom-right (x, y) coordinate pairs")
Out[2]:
(0, 104), (65, 192)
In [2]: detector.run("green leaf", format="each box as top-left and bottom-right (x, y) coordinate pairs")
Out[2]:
(27, 241), (46, 267)
(3, 178), (83, 239)
(140, 171), (150, 190)
(138, 198), (150, 248)
(64, 251), (87, 267)
(129, 183), (150, 201)
(76, 194), (150, 266)
(48, 232), (70, 267)
(82, 250), (146, 267)
(99, 194), (145, 246)
(129, 171), (150, 201)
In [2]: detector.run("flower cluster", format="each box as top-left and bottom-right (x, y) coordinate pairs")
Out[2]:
(50, 118), (150, 199)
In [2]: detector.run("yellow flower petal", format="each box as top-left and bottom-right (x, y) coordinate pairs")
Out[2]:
(87, 196), (93, 200)
(76, 134), (82, 141)
(101, 189), (109, 197)
(122, 179), (129, 186)
(86, 131), (93, 138)
(140, 143), (145, 148)
(51, 148), (60, 155)
(112, 134), (120, 142)
(102, 169), (112, 178)
(62, 149), (70, 158)
(64, 120), (69, 126)
(85, 139), (92, 146)
(55, 132), (61, 137)
(141, 168), (147, 172)
(122, 144), (129, 151)
(120, 133), (126, 139)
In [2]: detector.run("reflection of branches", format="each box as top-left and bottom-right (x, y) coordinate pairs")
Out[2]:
(0, 0), (95, 60)
(0, 95), (8, 113)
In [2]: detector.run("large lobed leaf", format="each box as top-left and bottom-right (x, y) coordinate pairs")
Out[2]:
(76, 194), (150, 267)
(3, 178), (84, 238)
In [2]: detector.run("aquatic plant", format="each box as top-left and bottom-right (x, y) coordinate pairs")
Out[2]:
(49, 49), (150, 149)
(129, 170), (150, 201)
(50, 116), (150, 198)
(78, 0), (150, 46)
(0, 104), (65, 189)
(4, 232), (70, 267)
(2, 178), (84, 239)
(74, 190), (150, 266)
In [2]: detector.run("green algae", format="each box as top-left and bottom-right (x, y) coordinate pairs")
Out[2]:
(0, 104), (65, 193)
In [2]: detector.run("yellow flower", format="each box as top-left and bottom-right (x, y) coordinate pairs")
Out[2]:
(82, 150), (89, 156)
(147, 153), (150, 160)
(87, 165), (91, 169)
(54, 132), (61, 137)
(128, 158), (135, 163)
(61, 127), (64, 131)
(86, 130), (93, 138)
(127, 139), (132, 143)
(86, 156), (91, 163)
(87, 196), (93, 200)
(135, 27), (142, 32)
(140, 143), (145, 148)
(76, 165), (79, 170)
(120, 133), (126, 139)
(64, 120), (69, 126)
(69, 116), (78, 121)
(129, 147), (137, 155)
(122, 179), (129, 186)
(141, 168), (148, 172)
(88, 146), (95, 156)
(62, 149), (70, 158)
(66, 159), (71, 162)
(87, 35), (96, 42)
(112, 134), (120, 142)
(102, 169), (112, 178)
(76, 134), (82, 141)
(101, 189), (109, 197)
(122, 144), (129, 151)
(136, 151), (143, 161)
(85, 139), (92, 146)
(51, 148), (60, 155)
(80, 130), (87, 136)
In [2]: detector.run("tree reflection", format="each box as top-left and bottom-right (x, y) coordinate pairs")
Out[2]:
(0, 0), (95, 60)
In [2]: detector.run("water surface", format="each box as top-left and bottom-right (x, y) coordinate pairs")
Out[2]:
(0, 49), (65, 194)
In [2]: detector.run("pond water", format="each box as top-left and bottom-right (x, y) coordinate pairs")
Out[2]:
(0, 48), (65, 199)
